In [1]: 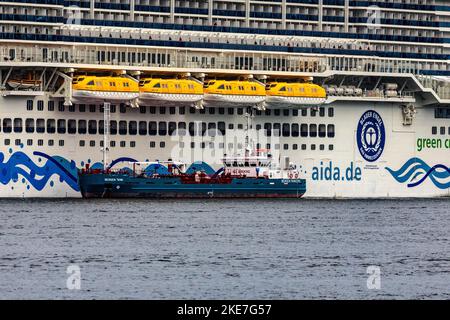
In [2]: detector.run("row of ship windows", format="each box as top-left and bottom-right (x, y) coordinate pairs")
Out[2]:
(0, 119), (336, 138)
(3, 138), (334, 152)
(431, 126), (450, 135)
(26, 100), (335, 118)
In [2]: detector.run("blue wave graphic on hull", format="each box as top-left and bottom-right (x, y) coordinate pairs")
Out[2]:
(386, 158), (450, 190)
(0, 151), (80, 191)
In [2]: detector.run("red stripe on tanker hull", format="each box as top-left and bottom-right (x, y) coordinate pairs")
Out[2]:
(81, 192), (305, 199)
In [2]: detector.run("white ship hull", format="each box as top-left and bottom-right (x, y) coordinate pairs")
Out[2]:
(0, 94), (448, 198)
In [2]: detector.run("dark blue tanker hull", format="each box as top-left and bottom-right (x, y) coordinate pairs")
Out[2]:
(78, 174), (306, 199)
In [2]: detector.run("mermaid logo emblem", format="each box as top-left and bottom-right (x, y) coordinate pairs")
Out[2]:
(357, 110), (385, 162)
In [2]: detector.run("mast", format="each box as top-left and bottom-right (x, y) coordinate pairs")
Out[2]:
(102, 102), (111, 170)
(244, 106), (253, 157)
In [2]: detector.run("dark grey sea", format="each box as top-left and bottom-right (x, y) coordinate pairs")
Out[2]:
(0, 199), (449, 299)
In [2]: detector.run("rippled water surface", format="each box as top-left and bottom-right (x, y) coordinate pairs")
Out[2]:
(0, 198), (449, 299)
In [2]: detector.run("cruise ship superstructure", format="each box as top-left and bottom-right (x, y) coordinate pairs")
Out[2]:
(0, 0), (449, 198)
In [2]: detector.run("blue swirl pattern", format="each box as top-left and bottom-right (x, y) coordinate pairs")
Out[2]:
(0, 151), (80, 191)
(386, 158), (450, 190)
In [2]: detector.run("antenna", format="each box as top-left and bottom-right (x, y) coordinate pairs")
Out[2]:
(102, 102), (111, 170)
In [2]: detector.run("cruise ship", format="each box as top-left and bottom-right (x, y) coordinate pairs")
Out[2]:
(0, 0), (449, 198)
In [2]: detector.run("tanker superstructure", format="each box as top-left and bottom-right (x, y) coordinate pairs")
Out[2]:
(0, 0), (449, 198)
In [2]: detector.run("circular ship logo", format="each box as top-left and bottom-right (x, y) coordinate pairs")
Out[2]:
(356, 110), (386, 162)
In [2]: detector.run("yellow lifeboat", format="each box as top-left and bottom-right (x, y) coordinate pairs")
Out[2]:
(203, 80), (266, 108)
(265, 82), (327, 107)
(139, 78), (203, 107)
(72, 76), (139, 102)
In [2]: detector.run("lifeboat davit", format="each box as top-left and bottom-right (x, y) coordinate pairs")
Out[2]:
(265, 82), (327, 107)
(139, 78), (203, 107)
(203, 80), (266, 108)
(72, 76), (139, 103)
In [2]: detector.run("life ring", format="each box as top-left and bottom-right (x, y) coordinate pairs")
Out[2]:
(288, 172), (294, 179)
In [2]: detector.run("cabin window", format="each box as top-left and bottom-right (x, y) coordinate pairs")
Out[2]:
(328, 108), (334, 117)
(301, 109), (307, 117)
(139, 121), (147, 135)
(90, 141), (96, 147)
(273, 123), (281, 137)
(310, 124), (317, 137)
(208, 123), (217, 137)
(79, 140), (85, 147)
(14, 118), (23, 133)
(68, 120), (76, 134)
(153, 83), (161, 88)
(178, 122), (187, 136)
(170, 107), (176, 115)
(217, 84), (225, 90)
(26, 100), (33, 111)
(149, 122), (157, 135)
(150, 141), (156, 148)
(48, 101), (55, 111)
(280, 87), (286, 91)
(168, 122), (177, 136)
(218, 122), (226, 135)
(158, 122), (167, 136)
(109, 121), (117, 135)
(37, 100), (44, 111)
(88, 120), (97, 135)
(109, 82), (116, 87)
(228, 108), (234, 115)
(319, 107), (325, 117)
(129, 121), (137, 135)
(48, 139), (53, 147)
(160, 142), (166, 148)
(292, 124), (299, 137)
(201, 122), (207, 136)
(327, 125), (335, 138)
(432, 126), (437, 135)
(329, 145), (334, 151)
(119, 121), (127, 135)
(189, 122), (197, 136)
(264, 123), (272, 137)
(123, 82), (129, 87)
(27, 139), (33, 146)
(139, 106), (146, 114)
(78, 120), (87, 134)
(300, 124), (308, 137)
(87, 81), (94, 86)
(179, 107), (186, 115)
(58, 120), (66, 134)
(283, 109), (290, 116)
(26, 119), (35, 133)
(319, 124), (326, 138)
(43, 119), (55, 134)
(274, 109), (280, 116)
(282, 123), (290, 137)
(35, 119), (45, 133)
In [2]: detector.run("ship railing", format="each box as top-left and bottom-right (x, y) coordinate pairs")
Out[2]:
(1, 43), (448, 77)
